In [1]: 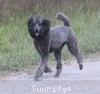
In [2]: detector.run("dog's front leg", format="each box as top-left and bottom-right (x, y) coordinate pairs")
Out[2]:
(44, 65), (52, 73)
(34, 54), (48, 81)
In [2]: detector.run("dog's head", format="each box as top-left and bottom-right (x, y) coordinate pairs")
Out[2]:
(28, 16), (50, 38)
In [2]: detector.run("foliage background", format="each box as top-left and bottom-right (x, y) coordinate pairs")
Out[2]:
(0, 0), (100, 71)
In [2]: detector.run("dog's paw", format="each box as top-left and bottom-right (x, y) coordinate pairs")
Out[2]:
(44, 68), (52, 73)
(79, 64), (83, 70)
(54, 69), (62, 78)
(55, 74), (59, 78)
(34, 77), (40, 81)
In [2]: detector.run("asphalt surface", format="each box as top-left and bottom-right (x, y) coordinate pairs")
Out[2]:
(0, 61), (100, 94)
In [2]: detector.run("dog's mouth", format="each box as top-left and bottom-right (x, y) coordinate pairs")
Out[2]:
(35, 32), (39, 36)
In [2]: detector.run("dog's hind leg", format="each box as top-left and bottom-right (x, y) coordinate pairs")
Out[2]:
(34, 54), (48, 81)
(67, 37), (83, 70)
(54, 49), (62, 78)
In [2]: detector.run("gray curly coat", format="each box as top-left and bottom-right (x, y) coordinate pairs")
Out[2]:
(28, 13), (83, 81)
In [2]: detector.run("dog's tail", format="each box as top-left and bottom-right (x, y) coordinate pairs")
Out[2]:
(56, 13), (70, 27)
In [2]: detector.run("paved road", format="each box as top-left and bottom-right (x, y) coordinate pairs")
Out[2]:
(0, 61), (100, 94)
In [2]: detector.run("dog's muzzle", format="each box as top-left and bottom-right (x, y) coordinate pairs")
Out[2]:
(34, 24), (40, 36)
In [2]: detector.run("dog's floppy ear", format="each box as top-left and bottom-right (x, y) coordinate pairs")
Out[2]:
(28, 17), (33, 30)
(27, 17), (35, 38)
(42, 19), (50, 31)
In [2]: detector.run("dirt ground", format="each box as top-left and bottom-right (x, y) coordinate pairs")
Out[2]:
(0, 60), (100, 94)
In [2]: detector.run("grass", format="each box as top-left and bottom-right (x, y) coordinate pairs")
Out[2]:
(0, 1), (100, 72)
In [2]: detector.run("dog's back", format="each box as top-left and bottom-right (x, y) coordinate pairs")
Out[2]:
(51, 13), (72, 37)
(50, 13), (75, 49)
